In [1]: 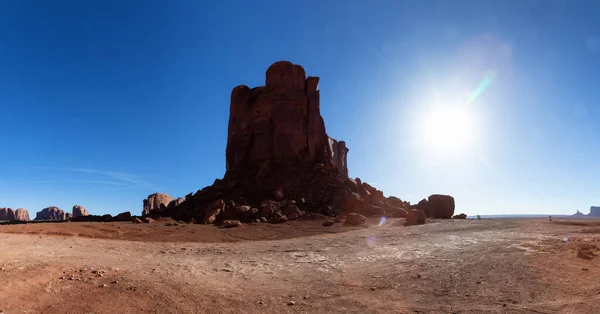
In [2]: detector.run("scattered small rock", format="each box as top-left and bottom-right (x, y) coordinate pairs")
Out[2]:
(287, 301), (296, 306)
(344, 213), (367, 226)
(222, 220), (242, 228)
(370, 287), (376, 291)
(100, 284), (107, 288)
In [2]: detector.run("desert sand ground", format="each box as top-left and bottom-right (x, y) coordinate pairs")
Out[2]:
(1, 217), (599, 314)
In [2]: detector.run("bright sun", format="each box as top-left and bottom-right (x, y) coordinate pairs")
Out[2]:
(419, 105), (477, 156)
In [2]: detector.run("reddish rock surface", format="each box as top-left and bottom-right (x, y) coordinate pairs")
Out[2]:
(35, 206), (68, 221)
(154, 61), (455, 225)
(14, 208), (30, 221)
(405, 208), (427, 226)
(426, 194), (455, 219)
(72, 205), (90, 218)
(115, 211), (132, 221)
(143, 193), (175, 216)
(344, 213), (367, 226)
(0, 208), (16, 221)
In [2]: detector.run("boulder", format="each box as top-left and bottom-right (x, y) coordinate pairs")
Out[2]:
(132, 217), (143, 224)
(115, 211), (132, 221)
(236, 205), (258, 217)
(142, 217), (154, 223)
(283, 204), (302, 220)
(101, 214), (113, 222)
(344, 213), (367, 226)
(14, 208), (30, 221)
(405, 209), (426, 226)
(0, 208), (16, 221)
(269, 212), (288, 224)
(35, 206), (67, 221)
(322, 220), (335, 227)
(259, 200), (277, 218)
(222, 220), (242, 228)
(72, 205), (90, 218)
(427, 194), (455, 219)
(370, 190), (384, 203)
(453, 213), (467, 219)
(203, 199), (224, 224)
(142, 193), (174, 216)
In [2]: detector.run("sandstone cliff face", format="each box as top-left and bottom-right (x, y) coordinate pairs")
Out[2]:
(225, 61), (346, 178)
(0, 208), (15, 221)
(72, 205), (90, 218)
(35, 206), (68, 221)
(14, 208), (30, 221)
(143, 193), (174, 216)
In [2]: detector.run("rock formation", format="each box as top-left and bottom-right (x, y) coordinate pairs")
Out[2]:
(35, 206), (68, 221)
(142, 193), (175, 216)
(572, 210), (585, 218)
(14, 208), (30, 221)
(412, 194), (455, 219)
(588, 206), (600, 217)
(154, 61), (455, 225)
(225, 61), (337, 176)
(72, 205), (90, 218)
(0, 208), (16, 221)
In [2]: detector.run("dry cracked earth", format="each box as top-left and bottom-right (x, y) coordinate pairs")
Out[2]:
(1, 217), (600, 314)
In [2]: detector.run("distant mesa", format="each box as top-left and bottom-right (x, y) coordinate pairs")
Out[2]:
(149, 61), (456, 224)
(35, 206), (68, 221)
(0, 208), (16, 221)
(572, 206), (600, 218)
(142, 193), (184, 216)
(14, 208), (30, 221)
(72, 205), (90, 218)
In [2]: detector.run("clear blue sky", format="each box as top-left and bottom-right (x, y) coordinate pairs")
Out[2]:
(0, 0), (599, 216)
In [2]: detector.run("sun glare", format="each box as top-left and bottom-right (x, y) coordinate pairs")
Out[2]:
(420, 105), (477, 156)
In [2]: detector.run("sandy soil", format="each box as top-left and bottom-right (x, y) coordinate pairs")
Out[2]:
(0, 218), (599, 314)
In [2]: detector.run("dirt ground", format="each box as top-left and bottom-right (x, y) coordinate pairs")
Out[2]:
(1, 218), (599, 314)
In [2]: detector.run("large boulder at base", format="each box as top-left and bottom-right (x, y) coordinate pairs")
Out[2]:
(344, 213), (367, 226)
(453, 213), (467, 219)
(405, 209), (426, 226)
(72, 205), (90, 218)
(14, 208), (30, 221)
(222, 220), (242, 228)
(426, 194), (455, 219)
(35, 206), (67, 221)
(143, 193), (174, 216)
(203, 199), (225, 224)
(101, 214), (113, 222)
(0, 208), (16, 221)
(115, 211), (132, 221)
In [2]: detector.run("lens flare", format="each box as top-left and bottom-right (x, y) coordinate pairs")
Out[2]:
(466, 71), (496, 105)
(379, 216), (387, 226)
